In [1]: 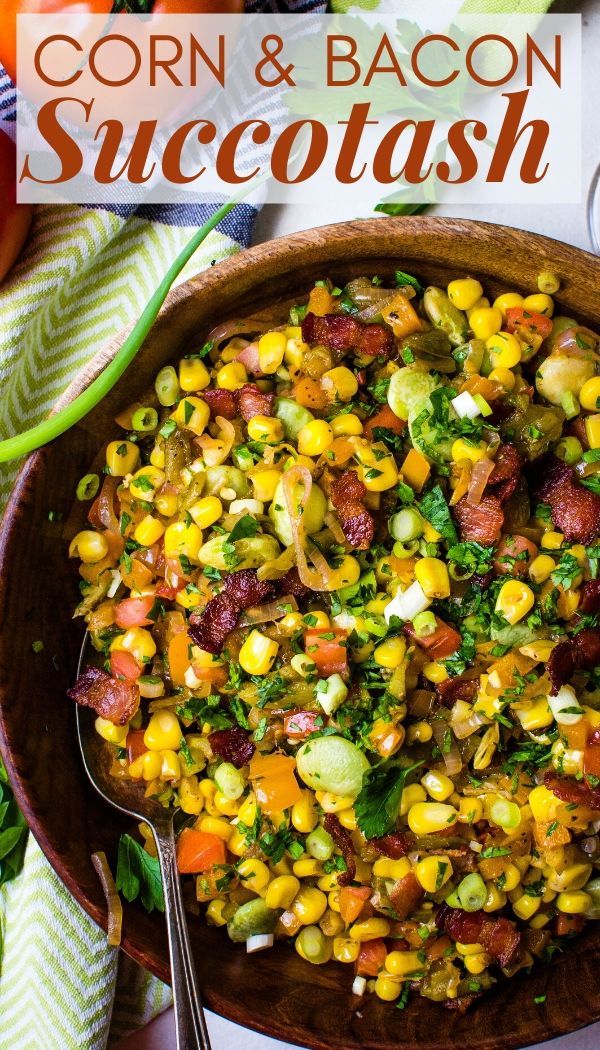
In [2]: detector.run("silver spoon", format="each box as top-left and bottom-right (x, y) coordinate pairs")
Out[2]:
(75, 641), (211, 1050)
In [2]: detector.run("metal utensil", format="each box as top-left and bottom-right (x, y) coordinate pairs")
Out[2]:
(75, 641), (211, 1050)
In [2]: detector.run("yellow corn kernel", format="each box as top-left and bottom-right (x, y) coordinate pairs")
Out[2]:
(407, 802), (458, 836)
(488, 366), (516, 392)
(493, 292), (524, 319)
(129, 466), (166, 502)
(69, 530), (108, 564)
(155, 490), (178, 517)
(451, 438), (488, 464)
(327, 890), (341, 913)
(372, 857), (412, 881)
(529, 785), (559, 823)
(320, 909), (345, 938)
(327, 556), (361, 591)
(164, 521), (203, 563)
(456, 941), (485, 957)
(317, 873), (340, 893)
(399, 783), (427, 816)
(95, 717), (129, 745)
(385, 950), (423, 977)
(106, 439), (140, 477)
(421, 771), (454, 803)
(470, 306), (503, 341)
(297, 419), (334, 457)
(247, 415), (284, 444)
(415, 855), (453, 893)
(464, 953), (489, 975)
(495, 580), (535, 625)
(529, 913), (551, 930)
(291, 791), (319, 834)
(175, 586), (202, 610)
(238, 630), (279, 676)
(216, 361), (247, 391)
(406, 721), (433, 745)
(258, 331), (287, 373)
(338, 808), (358, 832)
(483, 883), (506, 912)
(330, 413), (363, 437)
(159, 749), (181, 781)
(333, 937), (360, 963)
(512, 894), (541, 921)
(188, 496), (222, 530)
(134, 515), (165, 547)
(523, 292), (554, 317)
(421, 519), (441, 543)
(213, 791), (240, 817)
(149, 443), (165, 470)
(128, 750), (162, 781)
(291, 886), (328, 925)
(237, 858), (271, 893)
(500, 863), (521, 892)
(322, 366), (359, 402)
(375, 975), (402, 1001)
(467, 296), (489, 319)
(556, 890), (591, 914)
(486, 331), (522, 370)
(457, 799), (484, 828)
(350, 918), (391, 942)
(171, 396), (210, 437)
(414, 557), (451, 600)
(111, 626), (156, 666)
(546, 863), (592, 892)
(178, 775), (204, 816)
(537, 271), (560, 294)
(516, 695), (553, 732)
(250, 468), (281, 503)
(206, 899), (227, 927)
(373, 636), (406, 670)
(305, 610), (330, 629)
(356, 447), (399, 492)
(579, 377), (600, 413)
(585, 414), (600, 450)
(293, 857), (323, 880)
(197, 815), (232, 842)
(265, 875), (300, 910)
(529, 554), (556, 584)
(143, 711), (181, 752)
(179, 357), (210, 392)
(422, 662), (448, 685)
(315, 792), (355, 814)
(540, 531), (564, 550)
(447, 278), (483, 311)
(199, 780), (216, 801)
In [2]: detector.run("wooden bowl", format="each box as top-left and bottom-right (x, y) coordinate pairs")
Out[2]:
(1, 217), (600, 1050)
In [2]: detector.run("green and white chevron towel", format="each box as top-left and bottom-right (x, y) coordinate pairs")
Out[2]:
(0, 0), (554, 1047)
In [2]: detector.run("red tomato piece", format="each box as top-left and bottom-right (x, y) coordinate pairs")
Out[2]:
(339, 885), (370, 925)
(283, 710), (322, 738)
(115, 595), (156, 629)
(304, 628), (348, 676)
(363, 404), (406, 441)
(355, 938), (387, 977)
(505, 307), (553, 341)
(176, 828), (226, 874)
(110, 650), (142, 681)
(126, 729), (146, 763)
(404, 616), (461, 659)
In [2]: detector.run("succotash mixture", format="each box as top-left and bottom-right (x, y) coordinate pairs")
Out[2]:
(67, 269), (600, 1012)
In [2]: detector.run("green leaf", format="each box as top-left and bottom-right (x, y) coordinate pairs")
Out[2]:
(228, 514), (259, 543)
(355, 760), (423, 839)
(0, 826), (24, 861)
(116, 834), (165, 913)
(395, 270), (424, 296)
(375, 202), (430, 217)
(419, 485), (458, 545)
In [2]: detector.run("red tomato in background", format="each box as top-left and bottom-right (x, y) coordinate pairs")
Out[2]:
(0, 128), (33, 285)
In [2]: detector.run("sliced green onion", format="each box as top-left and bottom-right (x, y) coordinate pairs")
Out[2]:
(393, 539), (420, 560)
(389, 507), (424, 543)
(306, 826), (334, 861)
(555, 436), (583, 466)
(455, 873), (487, 913)
(449, 561), (475, 582)
(155, 366), (180, 408)
(131, 406), (159, 432)
(214, 761), (245, 801)
(0, 199), (237, 464)
(76, 473), (100, 501)
(560, 390), (580, 420)
(489, 798), (521, 830)
(412, 610), (437, 638)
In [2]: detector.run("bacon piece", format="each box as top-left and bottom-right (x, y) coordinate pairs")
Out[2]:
(301, 312), (393, 358)
(487, 443), (524, 503)
(544, 771), (600, 810)
(547, 628), (600, 694)
(224, 569), (275, 608)
(237, 384), (275, 422)
(323, 813), (356, 886)
(444, 996), (479, 1013)
(532, 455), (600, 545)
(201, 388), (238, 420)
(438, 908), (521, 968)
(435, 674), (478, 709)
(284, 710), (321, 739)
(330, 469), (375, 550)
(277, 567), (311, 602)
(389, 871), (424, 920)
(209, 726), (255, 768)
(67, 666), (139, 726)
(371, 832), (411, 858)
(452, 494), (504, 545)
(579, 580), (600, 614)
(189, 592), (239, 654)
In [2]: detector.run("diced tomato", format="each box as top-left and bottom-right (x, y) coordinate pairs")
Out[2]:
(404, 616), (461, 659)
(555, 913), (585, 936)
(339, 885), (371, 925)
(505, 307), (553, 341)
(363, 404), (406, 441)
(249, 752), (303, 814)
(115, 595), (156, 629)
(284, 710), (322, 739)
(355, 938), (387, 977)
(104, 530), (125, 560)
(110, 651), (142, 681)
(155, 581), (179, 601)
(191, 663), (228, 688)
(176, 828), (226, 874)
(126, 729), (146, 763)
(304, 628), (348, 676)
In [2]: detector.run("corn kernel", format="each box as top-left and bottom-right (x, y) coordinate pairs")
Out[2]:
(247, 415), (284, 444)
(188, 496), (222, 530)
(523, 292), (554, 317)
(451, 438), (488, 464)
(171, 396), (210, 438)
(493, 292), (524, 319)
(350, 918), (391, 942)
(206, 899), (227, 926)
(467, 297), (490, 319)
(297, 419), (334, 457)
(448, 278), (483, 311)
(69, 530), (109, 564)
(159, 749), (181, 781)
(317, 873), (340, 893)
(291, 886), (328, 925)
(500, 864), (521, 892)
(540, 531), (564, 550)
(422, 662), (448, 684)
(111, 626), (156, 665)
(129, 750), (162, 781)
(129, 466), (166, 502)
(486, 331), (522, 369)
(483, 883), (506, 912)
(213, 791), (240, 817)
(106, 439), (140, 477)
(529, 554), (556, 584)
(516, 695), (553, 732)
(356, 447), (399, 492)
(258, 331), (287, 373)
(265, 875), (300, 910)
(149, 443), (165, 470)
(529, 785), (559, 823)
(164, 521), (202, 563)
(488, 366), (516, 392)
(585, 414), (600, 450)
(95, 716), (129, 745)
(216, 361), (247, 391)
(512, 894), (541, 921)
(385, 950), (423, 976)
(250, 468), (281, 503)
(464, 953), (489, 975)
(556, 890), (591, 914)
(179, 357), (210, 392)
(322, 366), (359, 403)
(529, 913), (551, 929)
(421, 771), (454, 802)
(178, 775), (204, 816)
(456, 941), (484, 956)
(237, 858), (271, 893)
(373, 636), (407, 670)
(495, 580), (535, 625)
(415, 855), (453, 893)
(399, 783), (427, 816)
(372, 857), (412, 880)
(293, 857), (322, 878)
(155, 490), (178, 517)
(375, 975), (403, 1001)
(238, 630), (279, 676)
(197, 816), (232, 842)
(333, 937), (360, 963)
(337, 807), (357, 832)
(579, 377), (600, 413)
(470, 306), (503, 341)
(414, 557), (451, 599)
(292, 791), (319, 833)
(134, 515), (165, 547)
(330, 413), (363, 437)
(406, 721), (433, 745)
(407, 802), (458, 836)
(320, 909), (345, 937)
(144, 711), (181, 752)
(315, 792), (355, 813)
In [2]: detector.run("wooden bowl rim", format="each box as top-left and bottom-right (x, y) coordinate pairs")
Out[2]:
(2, 215), (600, 1050)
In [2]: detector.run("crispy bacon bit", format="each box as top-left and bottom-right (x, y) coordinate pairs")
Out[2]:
(237, 384), (275, 422)
(487, 443), (523, 506)
(371, 832), (411, 858)
(544, 771), (600, 811)
(438, 908), (521, 968)
(330, 469), (375, 550)
(533, 455), (600, 544)
(435, 675), (479, 709)
(323, 813), (356, 886)
(189, 592), (239, 654)
(453, 494), (504, 545)
(579, 580), (600, 614)
(547, 628), (600, 694)
(209, 726), (255, 768)
(301, 312), (393, 359)
(224, 569), (275, 608)
(277, 567), (311, 601)
(444, 995), (479, 1013)
(67, 666), (139, 726)
(202, 388), (238, 420)
(389, 872), (425, 921)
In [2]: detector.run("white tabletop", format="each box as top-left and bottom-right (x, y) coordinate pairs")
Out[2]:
(121, 1), (600, 1045)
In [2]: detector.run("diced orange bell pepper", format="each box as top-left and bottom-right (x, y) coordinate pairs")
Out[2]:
(304, 628), (348, 676)
(564, 720), (590, 752)
(380, 293), (422, 338)
(248, 752), (303, 814)
(363, 404), (406, 441)
(339, 885), (370, 925)
(584, 742), (600, 779)
(401, 448), (430, 492)
(307, 286), (334, 316)
(176, 828), (226, 874)
(168, 632), (191, 687)
(293, 377), (329, 411)
(461, 375), (505, 402)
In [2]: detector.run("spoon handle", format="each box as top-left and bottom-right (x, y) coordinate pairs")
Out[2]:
(154, 823), (212, 1050)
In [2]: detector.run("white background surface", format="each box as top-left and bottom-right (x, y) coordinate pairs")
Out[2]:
(121, 1), (600, 1046)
